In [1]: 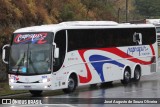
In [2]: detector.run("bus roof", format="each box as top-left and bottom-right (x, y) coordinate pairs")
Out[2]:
(14, 21), (155, 33)
(146, 19), (160, 26)
(59, 21), (118, 26)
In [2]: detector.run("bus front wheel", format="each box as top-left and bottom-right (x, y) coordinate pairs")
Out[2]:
(62, 75), (77, 94)
(29, 90), (42, 96)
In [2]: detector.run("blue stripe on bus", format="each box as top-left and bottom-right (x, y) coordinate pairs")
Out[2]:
(89, 55), (125, 82)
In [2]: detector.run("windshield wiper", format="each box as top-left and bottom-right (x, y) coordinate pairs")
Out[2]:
(28, 51), (39, 74)
(16, 52), (25, 74)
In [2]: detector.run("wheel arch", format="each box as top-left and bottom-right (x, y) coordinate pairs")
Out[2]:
(66, 71), (79, 87)
(62, 71), (79, 93)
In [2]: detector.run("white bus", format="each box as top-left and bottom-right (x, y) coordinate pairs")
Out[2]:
(2, 21), (157, 95)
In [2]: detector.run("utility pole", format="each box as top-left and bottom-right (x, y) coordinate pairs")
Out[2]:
(126, 0), (128, 22)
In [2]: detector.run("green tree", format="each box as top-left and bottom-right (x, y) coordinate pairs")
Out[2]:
(59, 0), (88, 21)
(135, 0), (160, 18)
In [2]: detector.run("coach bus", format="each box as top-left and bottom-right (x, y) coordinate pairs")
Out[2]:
(2, 21), (157, 95)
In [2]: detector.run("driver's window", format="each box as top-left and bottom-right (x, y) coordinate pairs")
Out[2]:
(53, 30), (66, 71)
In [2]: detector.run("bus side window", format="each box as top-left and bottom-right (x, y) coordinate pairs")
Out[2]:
(53, 30), (66, 72)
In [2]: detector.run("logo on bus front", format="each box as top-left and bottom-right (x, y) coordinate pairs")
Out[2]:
(14, 33), (47, 44)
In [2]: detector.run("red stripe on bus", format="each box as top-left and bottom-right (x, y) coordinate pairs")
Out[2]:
(78, 50), (92, 83)
(150, 45), (155, 55)
(98, 46), (154, 65)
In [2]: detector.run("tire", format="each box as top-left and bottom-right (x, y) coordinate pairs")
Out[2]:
(133, 67), (141, 82)
(121, 68), (131, 85)
(29, 90), (42, 96)
(62, 75), (77, 94)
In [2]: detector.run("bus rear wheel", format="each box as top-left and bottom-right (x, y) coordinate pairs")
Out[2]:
(62, 75), (77, 94)
(29, 90), (42, 96)
(133, 67), (141, 82)
(121, 68), (131, 85)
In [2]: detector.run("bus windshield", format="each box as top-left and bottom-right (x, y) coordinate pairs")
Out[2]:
(9, 32), (53, 75)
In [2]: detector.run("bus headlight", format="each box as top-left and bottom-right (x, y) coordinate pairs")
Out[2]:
(44, 86), (48, 89)
(10, 78), (16, 83)
(42, 79), (48, 83)
(39, 78), (50, 83)
(10, 86), (14, 89)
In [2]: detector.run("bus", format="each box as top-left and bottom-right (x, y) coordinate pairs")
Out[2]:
(2, 21), (157, 95)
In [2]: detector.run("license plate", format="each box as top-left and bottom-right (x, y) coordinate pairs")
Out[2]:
(24, 86), (31, 89)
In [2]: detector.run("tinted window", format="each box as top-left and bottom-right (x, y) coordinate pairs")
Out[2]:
(68, 29), (95, 51)
(68, 28), (156, 52)
(53, 30), (66, 71)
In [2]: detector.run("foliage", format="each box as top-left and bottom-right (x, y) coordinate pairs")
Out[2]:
(135, 0), (160, 18)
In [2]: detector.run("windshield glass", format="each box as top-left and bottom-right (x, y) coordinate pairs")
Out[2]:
(9, 32), (53, 75)
(28, 44), (51, 74)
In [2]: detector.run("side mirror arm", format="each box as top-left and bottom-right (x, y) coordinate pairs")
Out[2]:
(2, 44), (10, 64)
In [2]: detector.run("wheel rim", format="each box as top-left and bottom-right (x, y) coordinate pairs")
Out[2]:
(68, 78), (75, 90)
(125, 71), (130, 81)
(135, 70), (140, 80)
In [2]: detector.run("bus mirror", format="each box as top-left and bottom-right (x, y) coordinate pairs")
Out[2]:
(133, 33), (136, 42)
(2, 44), (10, 64)
(138, 33), (142, 45)
(133, 32), (142, 45)
(54, 48), (59, 58)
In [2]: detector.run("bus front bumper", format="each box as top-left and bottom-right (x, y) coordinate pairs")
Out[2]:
(9, 82), (52, 90)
